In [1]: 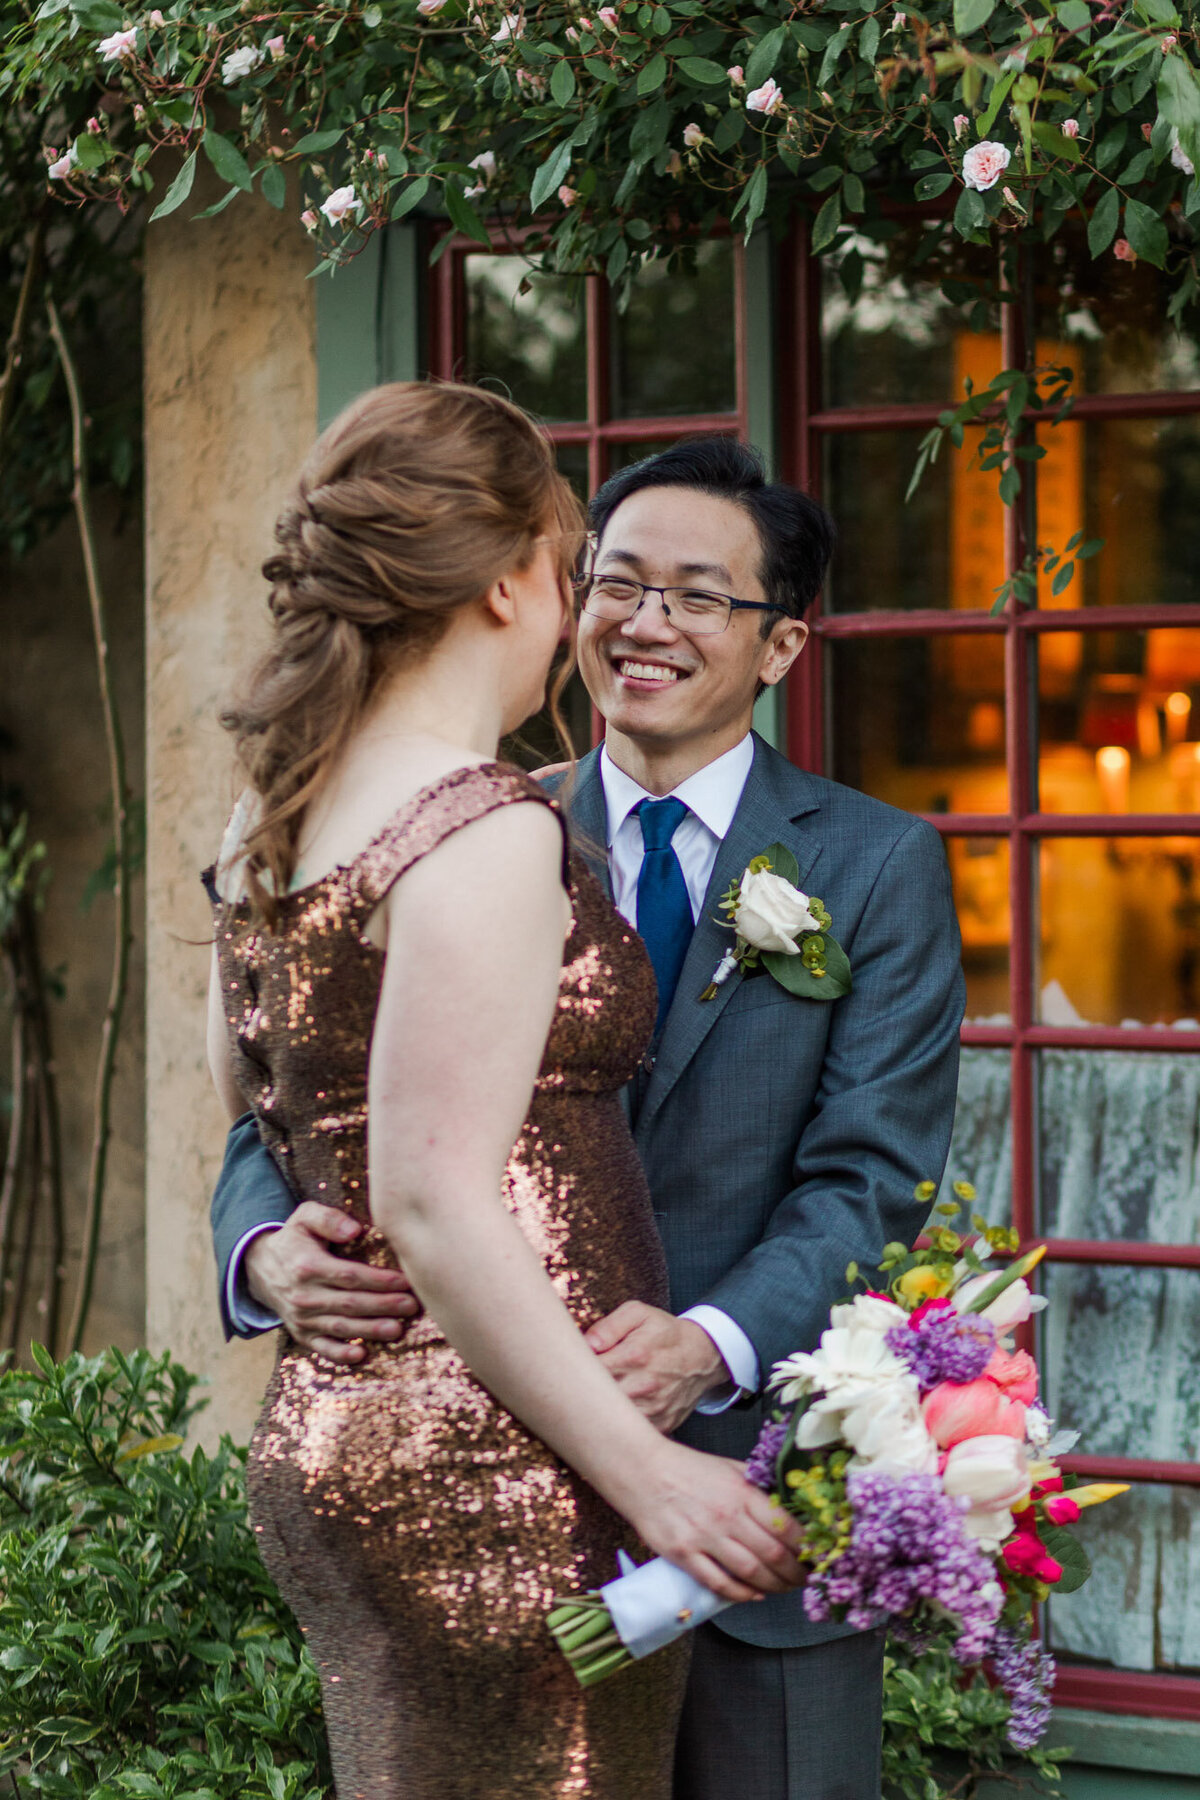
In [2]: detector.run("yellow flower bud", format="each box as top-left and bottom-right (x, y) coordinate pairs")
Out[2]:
(897, 1265), (945, 1301)
(1070, 1483), (1130, 1510)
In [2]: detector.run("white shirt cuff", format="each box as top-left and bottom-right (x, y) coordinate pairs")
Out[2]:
(680, 1305), (760, 1414)
(226, 1223), (284, 1333)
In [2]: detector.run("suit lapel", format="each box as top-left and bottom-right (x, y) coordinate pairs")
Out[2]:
(636, 737), (823, 1136)
(562, 750), (612, 897)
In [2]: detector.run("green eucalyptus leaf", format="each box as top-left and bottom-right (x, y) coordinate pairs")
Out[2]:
(761, 841), (801, 885)
(762, 936), (852, 999)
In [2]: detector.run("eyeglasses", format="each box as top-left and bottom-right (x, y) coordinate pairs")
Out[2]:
(577, 575), (781, 637)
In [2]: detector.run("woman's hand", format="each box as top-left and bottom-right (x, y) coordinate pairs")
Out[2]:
(627, 1442), (807, 1605)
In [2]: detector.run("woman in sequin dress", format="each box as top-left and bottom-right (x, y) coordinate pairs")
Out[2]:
(205, 384), (803, 1800)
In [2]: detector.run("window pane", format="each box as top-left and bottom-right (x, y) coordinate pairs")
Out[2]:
(463, 257), (587, 422)
(1038, 628), (1200, 814)
(829, 636), (1008, 813)
(947, 839), (1012, 1023)
(606, 438), (684, 475)
(821, 228), (999, 408)
(1038, 220), (1200, 396)
(610, 241), (737, 419)
(1037, 839), (1200, 1025)
(942, 1047), (1012, 1223)
(1054, 414), (1200, 610)
(1042, 1265), (1200, 1461)
(824, 432), (953, 612)
(1039, 1049), (1200, 1242)
(554, 442), (590, 504)
(1047, 1484), (1200, 1675)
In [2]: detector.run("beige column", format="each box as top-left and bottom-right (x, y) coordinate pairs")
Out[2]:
(143, 171), (315, 1443)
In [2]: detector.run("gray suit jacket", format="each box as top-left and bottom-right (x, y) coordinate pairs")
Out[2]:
(210, 733), (965, 1649)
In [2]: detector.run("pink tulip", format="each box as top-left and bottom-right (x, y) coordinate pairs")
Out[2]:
(924, 1379), (1012, 1448)
(985, 1346), (1038, 1405)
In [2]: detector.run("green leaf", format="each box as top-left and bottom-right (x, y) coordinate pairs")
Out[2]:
(364, 1), (382, 21)
(149, 150), (197, 222)
(192, 185), (242, 220)
(712, 107), (746, 151)
(811, 187), (842, 251)
(817, 22), (853, 89)
(1040, 1524), (1092, 1593)
(443, 179), (491, 245)
(859, 14), (880, 65)
(637, 51), (667, 94)
(678, 55), (726, 83)
(116, 1433), (184, 1460)
(0, 1646), (40, 1669)
(72, 130), (107, 170)
(259, 162), (286, 210)
(762, 934), (852, 1000)
(954, 0), (996, 33)
(551, 57), (576, 105)
(1087, 184), (1120, 255)
(734, 162), (768, 237)
(978, 68), (1016, 136)
(391, 174), (430, 219)
(762, 841), (800, 885)
(1158, 52), (1200, 176)
(1050, 559), (1075, 594)
(1056, 0), (1092, 25)
(530, 138), (574, 209)
(1124, 196), (1168, 266)
(1031, 119), (1082, 162)
(292, 127), (344, 154)
(746, 24), (786, 91)
(915, 170), (955, 200)
(954, 185), (987, 235)
(203, 129), (252, 192)
(843, 171), (865, 213)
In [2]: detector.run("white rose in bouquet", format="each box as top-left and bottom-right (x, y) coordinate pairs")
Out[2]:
(734, 866), (820, 954)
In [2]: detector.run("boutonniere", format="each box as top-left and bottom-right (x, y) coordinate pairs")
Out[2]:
(700, 843), (852, 1002)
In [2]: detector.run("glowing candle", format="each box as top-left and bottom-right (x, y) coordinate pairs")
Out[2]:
(1096, 744), (1130, 813)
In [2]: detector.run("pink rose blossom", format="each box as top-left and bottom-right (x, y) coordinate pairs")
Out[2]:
(985, 1346), (1038, 1405)
(1142, 121), (1153, 141)
(266, 33), (285, 56)
(319, 184), (358, 224)
(597, 5), (619, 26)
(97, 27), (139, 59)
(578, 15), (592, 27)
(953, 113), (970, 140)
(565, 25), (579, 40)
(87, 115), (102, 134)
(301, 208), (319, 230)
(746, 76), (784, 115)
(491, 12), (522, 41)
(666, 150), (683, 175)
(133, 102), (145, 120)
(1161, 32), (1177, 50)
(891, 10), (906, 27)
(148, 8), (165, 23)
(558, 183), (579, 205)
(1061, 118), (1080, 139)
(48, 147), (79, 180)
(961, 139), (1011, 191)
(727, 64), (744, 84)
(417, 0), (448, 13)
(1114, 237), (1137, 263)
(683, 122), (704, 148)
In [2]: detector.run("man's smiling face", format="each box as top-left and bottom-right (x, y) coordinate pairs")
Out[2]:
(578, 484), (800, 766)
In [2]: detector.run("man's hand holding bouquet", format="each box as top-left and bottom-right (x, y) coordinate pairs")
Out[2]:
(549, 1184), (1125, 1751)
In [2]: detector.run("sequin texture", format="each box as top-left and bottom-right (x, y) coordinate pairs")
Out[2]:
(213, 764), (687, 1799)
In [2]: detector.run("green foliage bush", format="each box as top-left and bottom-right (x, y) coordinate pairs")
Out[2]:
(0, 1346), (1065, 1799)
(0, 1346), (331, 1799)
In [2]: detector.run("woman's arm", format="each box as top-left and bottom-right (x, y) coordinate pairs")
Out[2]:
(368, 801), (803, 1604)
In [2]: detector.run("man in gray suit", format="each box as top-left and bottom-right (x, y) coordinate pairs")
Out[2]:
(211, 438), (965, 1798)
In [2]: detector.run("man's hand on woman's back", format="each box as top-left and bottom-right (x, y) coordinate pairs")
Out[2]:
(244, 1203), (420, 1364)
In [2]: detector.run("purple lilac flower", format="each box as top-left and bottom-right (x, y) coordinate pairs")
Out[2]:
(745, 1417), (790, 1492)
(885, 1307), (996, 1391)
(991, 1624), (1055, 1750)
(802, 1469), (1003, 1663)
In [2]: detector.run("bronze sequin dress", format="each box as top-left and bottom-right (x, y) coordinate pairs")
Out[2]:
(212, 763), (689, 1800)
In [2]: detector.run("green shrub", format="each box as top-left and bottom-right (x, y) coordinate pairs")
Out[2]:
(0, 1346), (331, 1800)
(0, 1346), (1069, 1799)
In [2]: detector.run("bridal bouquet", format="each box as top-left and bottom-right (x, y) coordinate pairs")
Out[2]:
(548, 1185), (1125, 1750)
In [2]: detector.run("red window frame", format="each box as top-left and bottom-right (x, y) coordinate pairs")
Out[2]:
(779, 222), (1200, 1721)
(428, 217), (1200, 1720)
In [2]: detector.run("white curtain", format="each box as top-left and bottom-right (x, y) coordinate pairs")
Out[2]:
(944, 1046), (1200, 1673)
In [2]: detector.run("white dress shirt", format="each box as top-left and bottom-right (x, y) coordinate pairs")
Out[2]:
(599, 735), (761, 1412)
(228, 735), (763, 1408)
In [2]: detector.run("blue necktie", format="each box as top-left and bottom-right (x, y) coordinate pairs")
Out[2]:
(636, 797), (693, 1035)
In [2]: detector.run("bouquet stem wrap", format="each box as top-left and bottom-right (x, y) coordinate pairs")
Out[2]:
(550, 1552), (728, 1684)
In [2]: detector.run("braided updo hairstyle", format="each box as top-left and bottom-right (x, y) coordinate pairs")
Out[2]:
(223, 381), (585, 924)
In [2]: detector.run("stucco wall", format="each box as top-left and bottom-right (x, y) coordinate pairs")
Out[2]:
(143, 168), (315, 1443)
(1, 502), (146, 1355)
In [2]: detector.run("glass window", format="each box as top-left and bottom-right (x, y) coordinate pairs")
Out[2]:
(820, 228), (999, 408)
(829, 636), (1008, 814)
(1038, 628), (1200, 813)
(941, 1047), (1012, 1220)
(824, 432), (959, 612)
(1047, 1484), (1200, 1675)
(1056, 414), (1200, 609)
(1039, 1050), (1200, 1242)
(611, 241), (737, 419)
(1038, 222), (1200, 396)
(463, 257), (587, 422)
(1037, 838), (1200, 1026)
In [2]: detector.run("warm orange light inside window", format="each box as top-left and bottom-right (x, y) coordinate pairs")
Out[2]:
(1095, 745), (1131, 813)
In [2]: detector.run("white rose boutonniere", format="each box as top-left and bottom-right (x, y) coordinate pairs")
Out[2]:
(700, 843), (852, 1003)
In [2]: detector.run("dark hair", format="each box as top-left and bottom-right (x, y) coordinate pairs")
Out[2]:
(587, 437), (835, 624)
